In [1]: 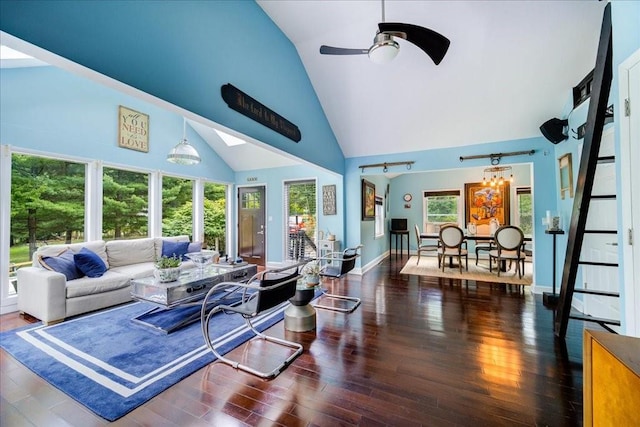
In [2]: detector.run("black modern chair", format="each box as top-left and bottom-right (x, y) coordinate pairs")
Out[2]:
(200, 266), (303, 379)
(317, 245), (362, 313)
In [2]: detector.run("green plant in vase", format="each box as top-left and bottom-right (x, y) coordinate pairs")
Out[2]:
(302, 260), (320, 287)
(154, 255), (182, 282)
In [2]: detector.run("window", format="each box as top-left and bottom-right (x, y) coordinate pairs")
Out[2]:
(423, 190), (461, 230)
(284, 180), (316, 260)
(102, 167), (149, 240)
(9, 154), (86, 295)
(374, 195), (384, 237)
(516, 187), (532, 235)
(162, 176), (194, 238)
(203, 182), (227, 253)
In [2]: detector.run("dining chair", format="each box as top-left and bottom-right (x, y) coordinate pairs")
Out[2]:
(414, 224), (439, 265)
(489, 225), (526, 278)
(437, 225), (468, 273)
(472, 224), (493, 265)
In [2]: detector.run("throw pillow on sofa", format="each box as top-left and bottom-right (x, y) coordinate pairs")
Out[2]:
(74, 247), (108, 278)
(161, 240), (190, 259)
(39, 249), (83, 281)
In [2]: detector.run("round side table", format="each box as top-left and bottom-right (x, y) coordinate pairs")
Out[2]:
(284, 281), (317, 332)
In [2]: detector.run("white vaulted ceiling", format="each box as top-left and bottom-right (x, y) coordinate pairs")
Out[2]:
(257, 0), (607, 158)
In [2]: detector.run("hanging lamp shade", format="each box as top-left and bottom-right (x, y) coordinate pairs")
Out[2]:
(167, 120), (201, 165)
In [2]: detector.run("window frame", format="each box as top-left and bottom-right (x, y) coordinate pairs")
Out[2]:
(422, 189), (462, 231)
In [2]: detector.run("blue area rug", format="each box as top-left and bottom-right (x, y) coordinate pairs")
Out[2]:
(0, 298), (300, 421)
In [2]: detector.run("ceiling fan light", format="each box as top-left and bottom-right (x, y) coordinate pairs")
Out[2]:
(368, 34), (399, 64)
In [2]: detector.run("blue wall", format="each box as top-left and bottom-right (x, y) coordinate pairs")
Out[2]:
(235, 165), (343, 264)
(0, 0), (345, 175)
(1, 66), (234, 181)
(347, 137), (557, 289)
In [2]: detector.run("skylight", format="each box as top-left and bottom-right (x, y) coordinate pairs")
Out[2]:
(0, 45), (33, 60)
(214, 129), (246, 146)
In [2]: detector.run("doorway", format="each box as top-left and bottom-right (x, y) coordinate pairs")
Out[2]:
(237, 186), (266, 266)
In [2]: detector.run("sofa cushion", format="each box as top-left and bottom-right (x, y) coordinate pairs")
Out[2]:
(66, 270), (131, 298)
(109, 262), (156, 280)
(162, 240), (190, 259)
(155, 235), (191, 259)
(39, 249), (83, 281)
(68, 240), (109, 269)
(74, 247), (108, 278)
(106, 238), (156, 267)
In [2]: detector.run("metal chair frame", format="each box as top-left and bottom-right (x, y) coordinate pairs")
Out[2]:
(200, 266), (303, 379)
(317, 245), (362, 313)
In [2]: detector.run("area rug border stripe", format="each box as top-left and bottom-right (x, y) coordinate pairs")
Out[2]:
(0, 299), (296, 421)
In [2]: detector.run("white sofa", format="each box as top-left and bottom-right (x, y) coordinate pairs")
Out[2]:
(17, 235), (217, 325)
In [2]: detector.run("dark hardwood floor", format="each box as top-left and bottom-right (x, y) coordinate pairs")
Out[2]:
(1, 257), (595, 426)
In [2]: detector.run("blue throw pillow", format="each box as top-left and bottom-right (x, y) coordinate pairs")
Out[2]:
(183, 241), (202, 260)
(39, 250), (83, 281)
(161, 240), (190, 259)
(74, 247), (107, 278)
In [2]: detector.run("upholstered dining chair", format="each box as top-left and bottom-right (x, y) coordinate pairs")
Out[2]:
(437, 225), (468, 273)
(489, 225), (526, 278)
(317, 245), (363, 313)
(473, 224), (493, 265)
(200, 266), (303, 379)
(414, 224), (439, 265)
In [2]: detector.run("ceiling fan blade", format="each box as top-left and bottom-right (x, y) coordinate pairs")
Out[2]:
(320, 45), (368, 55)
(378, 22), (450, 65)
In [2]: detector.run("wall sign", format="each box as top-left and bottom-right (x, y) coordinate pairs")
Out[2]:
(322, 184), (337, 216)
(221, 83), (301, 142)
(118, 106), (149, 152)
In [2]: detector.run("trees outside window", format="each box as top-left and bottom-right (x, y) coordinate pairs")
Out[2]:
(162, 176), (194, 238)
(423, 190), (461, 226)
(103, 167), (149, 240)
(516, 187), (533, 235)
(204, 182), (227, 253)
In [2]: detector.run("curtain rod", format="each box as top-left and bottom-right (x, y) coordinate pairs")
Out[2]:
(459, 150), (535, 165)
(359, 161), (415, 173)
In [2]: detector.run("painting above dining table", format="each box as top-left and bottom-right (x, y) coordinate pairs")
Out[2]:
(465, 182), (510, 226)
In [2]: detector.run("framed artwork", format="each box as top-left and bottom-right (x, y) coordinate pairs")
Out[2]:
(559, 153), (574, 199)
(118, 105), (149, 152)
(361, 179), (376, 221)
(322, 184), (337, 215)
(465, 182), (510, 226)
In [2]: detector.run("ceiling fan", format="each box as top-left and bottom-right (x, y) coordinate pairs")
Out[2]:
(319, 0), (450, 65)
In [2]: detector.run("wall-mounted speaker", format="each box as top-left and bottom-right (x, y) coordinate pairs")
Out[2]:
(540, 118), (568, 144)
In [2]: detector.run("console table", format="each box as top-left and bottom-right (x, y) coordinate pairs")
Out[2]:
(390, 229), (410, 259)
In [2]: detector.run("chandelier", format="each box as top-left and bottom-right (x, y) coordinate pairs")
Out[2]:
(482, 166), (513, 187)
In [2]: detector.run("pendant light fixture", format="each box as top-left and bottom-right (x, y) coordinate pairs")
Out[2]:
(167, 119), (201, 165)
(482, 166), (513, 188)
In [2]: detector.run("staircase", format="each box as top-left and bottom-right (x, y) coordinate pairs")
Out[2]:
(555, 4), (619, 338)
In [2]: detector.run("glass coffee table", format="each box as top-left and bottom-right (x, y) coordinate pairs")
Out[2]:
(130, 263), (257, 333)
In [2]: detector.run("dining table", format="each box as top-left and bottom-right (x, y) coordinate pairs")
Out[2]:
(420, 232), (532, 271)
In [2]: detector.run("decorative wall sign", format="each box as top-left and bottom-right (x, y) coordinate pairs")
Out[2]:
(322, 184), (337, 216)
(118, 106), (149, 152)
(362, 179), (375, 221)
(221, 84), (301, 142)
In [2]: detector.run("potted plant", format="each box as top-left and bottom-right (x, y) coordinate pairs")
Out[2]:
(302, 260), (320, 287)
(154, 255), (182, 282)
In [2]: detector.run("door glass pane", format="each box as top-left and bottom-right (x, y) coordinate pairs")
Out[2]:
(10, 154), (86, 295)
(204, 182), (227, 255)
(285, 181), (316, 260)
(162, 176), (194, 238)
(103, 167), (149, 241)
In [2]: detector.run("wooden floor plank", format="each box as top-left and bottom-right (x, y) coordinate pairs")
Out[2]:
(1, 257), (594, 426)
